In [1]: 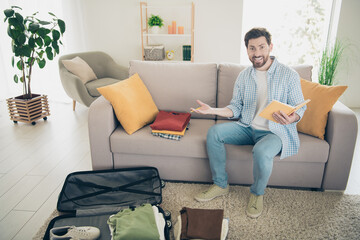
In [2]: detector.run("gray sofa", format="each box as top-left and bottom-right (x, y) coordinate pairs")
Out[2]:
(88, 60), (358, 191)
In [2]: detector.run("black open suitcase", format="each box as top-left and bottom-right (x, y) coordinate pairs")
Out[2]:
(44, 167), (171, 240)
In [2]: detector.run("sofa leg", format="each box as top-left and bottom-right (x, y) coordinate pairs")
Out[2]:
(73, 100), (76, 111)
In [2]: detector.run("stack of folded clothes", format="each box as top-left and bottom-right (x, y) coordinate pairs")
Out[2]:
(150, 111), (191, 141)
(107, 203), (165, 240)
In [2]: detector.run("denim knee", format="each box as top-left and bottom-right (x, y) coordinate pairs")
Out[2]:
(207, 124), (221, 143)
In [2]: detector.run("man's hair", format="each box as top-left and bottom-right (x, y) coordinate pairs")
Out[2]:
(244, 28), (272, 48)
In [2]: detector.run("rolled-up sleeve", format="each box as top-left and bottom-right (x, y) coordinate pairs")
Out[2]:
(227, 77), (243, 119)
(288, 73), (306, 120)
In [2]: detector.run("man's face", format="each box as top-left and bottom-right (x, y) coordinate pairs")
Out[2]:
(247, 36), (273, 70)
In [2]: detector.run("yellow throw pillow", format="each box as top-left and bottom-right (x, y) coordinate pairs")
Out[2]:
(97, 73), (159, 135)
(62, 56), (97, 84)
(297, 79), (347, 139)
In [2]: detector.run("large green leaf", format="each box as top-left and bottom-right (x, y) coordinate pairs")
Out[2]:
(38, 20), (51, 25)
(28, 57), (35, 66)
(37, 27), (50, 37)
(52, 29), (60, 40)
(37, 58), (46, 68)
(52, 41), (59, 54)
(35, 37), (43, 47)
(17, 33), (26, 45)
(37, 50), (44, 58)
(7, 26), (20, 39)
(58, 19), (65, 34)
(8, 17), (19, 28)
(28, 22), (40, 33)
(28, 37), (35, 48)
(13, 74), (18, 83)
(15, 12), (23, 23)
(18, 45), (32, 57)
(17, 60), (23, 70)
(4, 9), (14, 18)
(43, 35), (52, 46)
(45, 47), (53, 60)
(11, 40), (16, 53)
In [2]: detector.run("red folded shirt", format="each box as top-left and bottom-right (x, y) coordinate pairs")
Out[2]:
(150, 111), (191, 131)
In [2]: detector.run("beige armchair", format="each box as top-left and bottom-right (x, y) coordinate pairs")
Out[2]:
(58, 51), (129, 110)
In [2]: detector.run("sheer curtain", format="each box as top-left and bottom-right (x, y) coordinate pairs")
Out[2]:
(0, 0), (87, 102)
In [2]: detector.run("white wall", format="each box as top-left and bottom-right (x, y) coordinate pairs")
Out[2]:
(336, 0), (360, 108)
(71, 0), (243, 66)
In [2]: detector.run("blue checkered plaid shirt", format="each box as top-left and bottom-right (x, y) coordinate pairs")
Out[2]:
(227, 57), (306, 159)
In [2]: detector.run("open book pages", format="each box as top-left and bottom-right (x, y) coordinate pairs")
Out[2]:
(259, 99), (311, 122)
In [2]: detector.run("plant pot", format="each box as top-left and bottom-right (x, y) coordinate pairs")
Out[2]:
(150, 26), (161, 34)
(6, 94), (50, 125)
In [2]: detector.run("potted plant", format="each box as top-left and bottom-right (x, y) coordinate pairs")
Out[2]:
(318, 40), (345, 86)
(3, 6), (65, 125)
(148, 14), (163, 34)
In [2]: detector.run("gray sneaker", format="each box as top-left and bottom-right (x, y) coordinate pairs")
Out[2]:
(246, 193), (264, 218)
(195, 184), (229, 202)
(50, 226), (100, 240)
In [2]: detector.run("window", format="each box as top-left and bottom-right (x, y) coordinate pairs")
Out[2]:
(241, 0), (335, 80)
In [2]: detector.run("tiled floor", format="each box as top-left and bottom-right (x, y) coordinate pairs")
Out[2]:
(0, 100), (359, 239)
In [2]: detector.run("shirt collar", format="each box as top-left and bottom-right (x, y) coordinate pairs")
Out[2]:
(267, 56), (277, 75)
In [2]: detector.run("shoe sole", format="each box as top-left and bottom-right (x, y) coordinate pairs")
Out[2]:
(194, 192), (228, 202)
(246, 210), (262, 218)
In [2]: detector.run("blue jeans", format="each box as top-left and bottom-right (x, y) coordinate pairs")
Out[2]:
(207, 122), (282, 196)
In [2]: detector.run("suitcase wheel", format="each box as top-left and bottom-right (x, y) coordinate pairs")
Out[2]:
(164, 210), (171, 220)
(161, 179), (166, 188)
(166, 220), (172, 229)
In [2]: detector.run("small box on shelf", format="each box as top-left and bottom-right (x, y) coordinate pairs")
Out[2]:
(144, 45), (165, 61)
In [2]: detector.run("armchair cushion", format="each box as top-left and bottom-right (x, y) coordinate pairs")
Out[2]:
(62, 56), (98, 84)
(97, 73), (159, 135)
(86, 78), (120, 97)
(297, 79), (347, 139)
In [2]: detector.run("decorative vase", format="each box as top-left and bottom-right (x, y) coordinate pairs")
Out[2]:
(6, 94), (50, 125)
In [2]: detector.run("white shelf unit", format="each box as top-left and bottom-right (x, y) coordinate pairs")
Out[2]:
(140, 2), (195, 62)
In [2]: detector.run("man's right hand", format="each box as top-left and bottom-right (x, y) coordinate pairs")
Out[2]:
(190, 100), (234, 118)
(190, 100), (212, 114)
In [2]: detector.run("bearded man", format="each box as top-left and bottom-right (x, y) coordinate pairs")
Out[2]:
(191, 28), (306, 218)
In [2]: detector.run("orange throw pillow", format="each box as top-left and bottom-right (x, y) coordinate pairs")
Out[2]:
(297, 79), (347, 139)
(97, 73), (159, 135)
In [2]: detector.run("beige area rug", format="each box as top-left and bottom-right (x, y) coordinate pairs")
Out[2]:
(34, 182), (360, 240)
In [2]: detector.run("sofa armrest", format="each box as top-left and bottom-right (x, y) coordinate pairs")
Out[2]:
(88, 96), (119, 170)
(322, 101), (358, 190)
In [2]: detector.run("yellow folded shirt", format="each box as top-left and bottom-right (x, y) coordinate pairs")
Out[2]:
(152, 127), (187, 136)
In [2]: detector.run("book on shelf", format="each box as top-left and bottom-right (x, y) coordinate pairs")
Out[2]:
(259, 99), (311, 122)
(182, 45), (191, 61)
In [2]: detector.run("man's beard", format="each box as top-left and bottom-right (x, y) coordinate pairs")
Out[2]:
(250, 55), (269, 69)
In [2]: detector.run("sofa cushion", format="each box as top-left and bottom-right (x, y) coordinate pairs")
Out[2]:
(216, 63), (313, 117)
(216, 120), (329, 163)
(97, 73), (159, 135)
(110, 119), (215, 158)
(62, 56), (98, 84)
(297, 79), (348, 139)
(217, 63), (248, 111)
(129, 60), (218, 120)
(85, 78), (120, 97)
